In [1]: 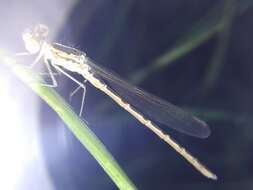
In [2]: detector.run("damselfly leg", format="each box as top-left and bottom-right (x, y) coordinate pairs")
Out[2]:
(69, 79), (87, 116)
(52, 64), (87, 116)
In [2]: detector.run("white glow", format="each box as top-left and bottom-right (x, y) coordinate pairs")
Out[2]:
(0, 77), (34, 189)
(0, 0), (78, 188)
(0, 73), (56, 190)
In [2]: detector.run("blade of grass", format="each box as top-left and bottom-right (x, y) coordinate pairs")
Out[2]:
(129, 2), (224, 84)
(129, 1), (252, 85)
(203, 0), (237, 91)
(0, 50), (137, 190)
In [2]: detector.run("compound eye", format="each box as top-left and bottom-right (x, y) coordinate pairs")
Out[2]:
(34, 24), (49, 39)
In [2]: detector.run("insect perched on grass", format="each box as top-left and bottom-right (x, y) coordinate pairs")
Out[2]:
(21, 24), (217, 180)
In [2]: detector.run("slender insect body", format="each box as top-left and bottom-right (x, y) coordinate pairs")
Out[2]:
(21, 24), (217, 180)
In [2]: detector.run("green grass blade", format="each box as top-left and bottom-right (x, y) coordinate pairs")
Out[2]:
(129, 3), (224, 84)
(129, 1), (253, 84)
(203, 0), (237, 91)
(0, 50), (137, 190)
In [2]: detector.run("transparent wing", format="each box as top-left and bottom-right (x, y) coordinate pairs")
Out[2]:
(86, 58), (210, 139)
(52, 43), (211, 138)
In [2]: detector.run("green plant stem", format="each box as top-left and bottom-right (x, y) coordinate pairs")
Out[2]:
(0, 51), (137, 190)
(129, 1), (250, 85)
(128, 2), (224, 84)
(203, 0), (237, 91)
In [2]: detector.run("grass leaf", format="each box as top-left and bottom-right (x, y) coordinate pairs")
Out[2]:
(0, 50), (137, 190)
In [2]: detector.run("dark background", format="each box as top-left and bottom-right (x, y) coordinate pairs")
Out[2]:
(1, 0), (253, 189)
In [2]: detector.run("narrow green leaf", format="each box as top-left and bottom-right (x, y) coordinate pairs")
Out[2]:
(0, 50), (137, 190)
(129, 1), (253, 84)
(203, 0), (237, 91)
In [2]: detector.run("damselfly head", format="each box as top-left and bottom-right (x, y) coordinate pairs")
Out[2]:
(22, 24), (49, 54)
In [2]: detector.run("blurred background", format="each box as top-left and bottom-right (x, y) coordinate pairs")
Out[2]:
(0, 0), (253, 189)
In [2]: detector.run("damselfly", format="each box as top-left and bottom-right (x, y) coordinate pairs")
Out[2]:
(20, 24), (217, 180)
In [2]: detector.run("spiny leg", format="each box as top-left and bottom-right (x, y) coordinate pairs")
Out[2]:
(15, 47), (59, 87)
(32, 60), (61, 77)
(40, 55), (61, 77)
(29, 60), (59, 87)
(40, 60), (58, 87)
(14, 49), (43, 68)
(16, 42), (60, 78)
(69, 79), (87, 102)
(69, 79), (87, 116)
(29, 42), (47, 68)
(52, 64), (87, 116)
(78, 81), (86, 116)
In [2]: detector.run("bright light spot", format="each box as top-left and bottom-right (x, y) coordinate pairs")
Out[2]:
(0, 75), (38, 189)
